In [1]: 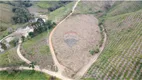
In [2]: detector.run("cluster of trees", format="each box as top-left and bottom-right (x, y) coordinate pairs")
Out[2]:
(0, 26), (7, 32)
(10, 0), (33, 24)
(29, 19), (56, 38)
(12, 7), (32, 24)
(48, 1), (71, 12)
(0, 42), (7, 50)
(1, 0), (32, 7)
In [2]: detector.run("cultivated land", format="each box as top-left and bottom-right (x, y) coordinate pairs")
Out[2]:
(84, 1), (142, 80)
(52, 14), (101, 77)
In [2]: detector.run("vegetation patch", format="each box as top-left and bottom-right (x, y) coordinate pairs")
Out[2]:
(0, 70), (59, 80)
(0, 48), (26, 67)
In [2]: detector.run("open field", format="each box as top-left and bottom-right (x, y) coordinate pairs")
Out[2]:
(0, 3), (14, 23)
(0, 70), (59, 80)
(0, 48), (26, 67)
(84, 2), (142, 80)
(21, 31), (55, 71)
(74, 1), (114, 17)
(52, 14), (101, 77)
(48, 2), (75, 23)
(36, 1), (60, 9)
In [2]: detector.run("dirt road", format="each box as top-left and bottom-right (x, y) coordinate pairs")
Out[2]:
(17, 39), (31, 64)
(48, 0), (81, 75)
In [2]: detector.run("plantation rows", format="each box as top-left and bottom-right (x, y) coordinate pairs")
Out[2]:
(86, 11), (142, 80)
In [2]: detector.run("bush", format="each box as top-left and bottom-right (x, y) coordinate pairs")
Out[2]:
(0, 27), (7, 32)
(89, 50), (95, 55)
(94, 48), (100, 53)
(9, 39), (19, 47)
(0, 42), (7, 50)
(89, 48), (100, 55)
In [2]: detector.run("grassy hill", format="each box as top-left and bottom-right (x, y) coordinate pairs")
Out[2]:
(0, 3), (14, 23)
(83, 1), (142, 80)
(0, 2), (29, 40)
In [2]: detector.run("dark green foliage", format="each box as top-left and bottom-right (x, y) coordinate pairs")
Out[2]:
(47, 1), (71, 12)
(29, 32), (35, 38)
(21, 36), (25, 42)
(89, 48), (100, 55)
(9, 39), (18, 47)
(12, 7), (32, 24)
(89, 50), (95, 55)
(0, 42), (7, 50)
(29, 62), (36, 70)
(45, 20), (56, 29)
(0, 27), (7, 32)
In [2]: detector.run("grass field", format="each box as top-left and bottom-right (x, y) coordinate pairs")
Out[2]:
(21, 31), (55, 71)
(0, 70), (59, 80)
(0, 3), (14, 23)
(0, 48), (26, 67)
(36, 1), (60, 9)
(48, 2), (75, 23)
(84, 1), (142, 80)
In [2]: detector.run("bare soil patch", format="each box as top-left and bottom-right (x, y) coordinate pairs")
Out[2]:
(52, 14), (101, 77)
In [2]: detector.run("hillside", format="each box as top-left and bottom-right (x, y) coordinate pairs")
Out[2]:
(0, 3), (14, 23)
(83, 1), (142, 80)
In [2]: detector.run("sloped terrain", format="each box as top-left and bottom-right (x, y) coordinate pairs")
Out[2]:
(21, 32), (55, 71)
(52, 14), (101, 77)
(84, 1), (142, 80)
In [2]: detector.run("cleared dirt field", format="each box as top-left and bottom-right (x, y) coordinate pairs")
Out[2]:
(52, 14), (101, 77)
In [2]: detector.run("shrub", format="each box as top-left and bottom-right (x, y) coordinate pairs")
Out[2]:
(94, 48), (100, 53)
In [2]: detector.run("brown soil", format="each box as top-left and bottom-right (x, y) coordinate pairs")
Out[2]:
(52, 14), (101, 77)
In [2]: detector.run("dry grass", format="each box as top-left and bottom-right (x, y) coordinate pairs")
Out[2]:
(52, 14), (101, 77)
(0, 3), (14, 23)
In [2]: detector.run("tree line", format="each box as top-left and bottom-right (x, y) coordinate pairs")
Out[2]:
(28, 19), (56, 38)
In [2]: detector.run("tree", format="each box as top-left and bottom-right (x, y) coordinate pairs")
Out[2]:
(0, 42), (7, 50)
(12, 7), (32, 24)
(45, 20), (56, 29)
(29, 62), (36, 70)
(9, 39), (18, 47)
(28, 32), (35, 38)
(21, 36), (25, 42)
